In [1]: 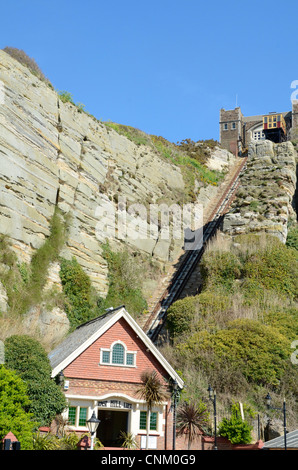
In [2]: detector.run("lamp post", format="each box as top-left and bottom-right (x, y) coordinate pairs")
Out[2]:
(172, 379), (179, 450)
(87, 411), (100, 450)
(207, 385), (217, 450)
(265, 393), (287, 450)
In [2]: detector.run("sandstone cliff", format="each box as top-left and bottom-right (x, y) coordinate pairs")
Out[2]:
(223, 140), (297, 242)
(0, 50), (233, 302)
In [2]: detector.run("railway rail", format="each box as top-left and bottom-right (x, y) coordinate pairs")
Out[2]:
(143, 156), (248, 342)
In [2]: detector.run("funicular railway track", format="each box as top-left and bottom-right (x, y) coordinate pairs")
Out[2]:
(143, 156), (248, 343)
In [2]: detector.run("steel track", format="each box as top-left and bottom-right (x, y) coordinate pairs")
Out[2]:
(144, 157), (248, 342)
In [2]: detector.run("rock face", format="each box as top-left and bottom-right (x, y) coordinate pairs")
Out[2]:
(0, 50), (231, 298)
(0, 50), (185, 296)
(223, 140), (297, 243)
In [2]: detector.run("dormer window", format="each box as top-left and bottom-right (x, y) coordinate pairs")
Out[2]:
(100, 341), (136, 367)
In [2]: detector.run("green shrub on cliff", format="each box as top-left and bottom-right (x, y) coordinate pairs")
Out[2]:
(164, 234), (298, 420)
(98, 242), (147, 318)
(59, 257), (96, 330)
(286, 224), (298, 251)
(167, 296), (199, 337)
(177, 319), (291, 387)
(0, 208), (68, 316)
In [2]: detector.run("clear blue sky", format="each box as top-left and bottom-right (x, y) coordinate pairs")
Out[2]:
(1, 0), (297, 143)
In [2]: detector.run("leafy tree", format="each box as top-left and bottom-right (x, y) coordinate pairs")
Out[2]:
(0, 365), (38, 449)
(4, 335), (67, 426)
(176, 401), (208, 450)
(137, 370), (167, 449)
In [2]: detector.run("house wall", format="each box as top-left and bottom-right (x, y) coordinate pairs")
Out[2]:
(219, 107), (243, 155)
(64, 317), (168, 384)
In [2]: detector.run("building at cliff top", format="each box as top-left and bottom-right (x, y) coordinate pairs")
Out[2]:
(220, 100), (298, 156)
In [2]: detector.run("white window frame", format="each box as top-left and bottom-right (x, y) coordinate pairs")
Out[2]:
(252, 129), (265, 141)
(223, 123), (228, 131)
(100, 341), (137, 367)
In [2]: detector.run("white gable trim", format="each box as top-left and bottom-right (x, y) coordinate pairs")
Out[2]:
(51, 307), (183, 389)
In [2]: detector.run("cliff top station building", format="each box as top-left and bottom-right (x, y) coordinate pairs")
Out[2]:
(219, 101), (298, 156)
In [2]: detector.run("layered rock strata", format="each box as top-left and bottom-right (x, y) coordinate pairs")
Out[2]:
(0, 50), (232, 297)
(223, 140), (297, 243)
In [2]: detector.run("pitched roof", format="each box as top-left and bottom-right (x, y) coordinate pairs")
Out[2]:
(48, 305), (184, 389)
(262, 429), (298, 449)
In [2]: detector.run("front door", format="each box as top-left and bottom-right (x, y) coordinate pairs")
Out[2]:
(97, 410), (129, 447)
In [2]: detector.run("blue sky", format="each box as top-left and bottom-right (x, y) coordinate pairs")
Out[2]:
(1, 0), (297, 143)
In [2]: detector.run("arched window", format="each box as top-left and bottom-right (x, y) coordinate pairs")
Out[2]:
(112, 343), (124, 364)
(100, 342), (137, 367)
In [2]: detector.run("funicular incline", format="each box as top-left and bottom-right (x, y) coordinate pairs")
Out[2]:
(142, 155), (248, 343)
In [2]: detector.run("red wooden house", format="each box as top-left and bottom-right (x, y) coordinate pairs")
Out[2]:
(49, 305), (183, 450)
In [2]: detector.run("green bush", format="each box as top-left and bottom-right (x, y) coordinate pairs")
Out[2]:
(200, 250), (242, 291)
(175, 138), (219, 165)
(59, 257), (96, 330)
(286, 224), (298, 251)
(30, 209), (67, 300)
(178, 319), (290, 387)
(242, 239), (298, 300)
(218, 403), (254, 444)
(0, 365), (38, 449)
(4, 335), (67, 426)
(99, 243), (147, 318)
(58, 90), (75, 105)
(167, 297), (199, 337)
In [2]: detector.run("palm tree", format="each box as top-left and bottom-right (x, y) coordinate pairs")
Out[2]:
(176, 401), (209, 450)
(137, 370), (167, 449)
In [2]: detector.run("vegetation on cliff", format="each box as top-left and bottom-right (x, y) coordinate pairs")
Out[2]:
(0, 208), (69, 317)
(164, 233), (298, 429)
(104, 122), (224, 202)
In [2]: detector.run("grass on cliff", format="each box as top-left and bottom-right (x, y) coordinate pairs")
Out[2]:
(0, 208), (69, 318)
(104, 122), (224, 200)
(2, 47), (52, 86)
(163, 233), (298, 428)
(96, 242), (149, 319)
